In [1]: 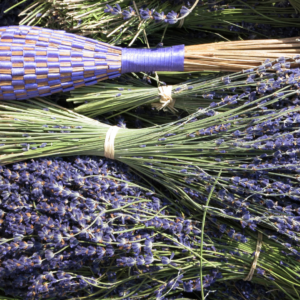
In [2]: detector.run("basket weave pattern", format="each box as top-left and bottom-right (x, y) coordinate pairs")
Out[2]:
(0, 26), (122, 100)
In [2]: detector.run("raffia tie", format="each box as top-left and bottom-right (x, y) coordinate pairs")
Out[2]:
(152, 85), (178, 113)
(244, 232), (263, 281)
(104, 126), (120, 160)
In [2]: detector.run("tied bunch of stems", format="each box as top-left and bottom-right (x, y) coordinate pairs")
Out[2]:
(69, 52), (300, 117)
(2, 55), (300, 248)
(183, 37), (300, 72)
(0, 157), (299, 299)
(8, 0), (300, 45)
(68, 73), (217, 117)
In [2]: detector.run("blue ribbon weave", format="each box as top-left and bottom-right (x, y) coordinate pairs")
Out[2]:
(121, 45), (184, 74)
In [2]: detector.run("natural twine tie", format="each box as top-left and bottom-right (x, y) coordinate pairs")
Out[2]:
(244, 232), (263, 281)
(152, 85), (178, 113)
(104, 126), (120, 159)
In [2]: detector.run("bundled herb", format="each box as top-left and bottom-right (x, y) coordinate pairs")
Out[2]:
(2, 55), (300, 246)
(69, 52), (300, 117)
(0, 157), (299, 299)
(68, 73), (218, 117)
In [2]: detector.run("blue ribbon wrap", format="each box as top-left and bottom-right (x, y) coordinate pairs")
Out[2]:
(121, 45), (185, 74)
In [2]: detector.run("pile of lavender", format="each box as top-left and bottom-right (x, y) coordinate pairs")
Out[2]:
(0, 157), (298, 299)
(2, 1), (300, 299)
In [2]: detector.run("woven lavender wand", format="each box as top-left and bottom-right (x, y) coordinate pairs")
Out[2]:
(0, 25), (184, 100)
(1, 25), (300, 101)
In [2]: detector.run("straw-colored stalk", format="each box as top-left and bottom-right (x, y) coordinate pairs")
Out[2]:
(184, 37), (300, 72)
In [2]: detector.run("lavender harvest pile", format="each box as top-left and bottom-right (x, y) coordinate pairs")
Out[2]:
(0, 157), (299, 299)
(0, 156), (173, 299)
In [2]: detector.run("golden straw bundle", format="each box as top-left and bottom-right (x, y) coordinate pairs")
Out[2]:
(184, 37), (300, 72)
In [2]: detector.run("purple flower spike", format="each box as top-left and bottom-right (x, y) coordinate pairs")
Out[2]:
(165, 11), (178, 24)
(140, 8), (154, 20)
(161, 252), (176, 266)
(180, 6), (190, 16)
(45, 249), (55, 261)
(104, 4), (122, 15)
(122, 7), (136, 20)
(154, 11), (166, 22)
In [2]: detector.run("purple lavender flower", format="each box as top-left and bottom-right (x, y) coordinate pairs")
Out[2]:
(104, 4), (122, 15)
(122, 7), (136, 20)
(165, 11), (178, 24)
(139, 8), (154, 20)
(45, 249), (55, 261)
(154, 11), (166, 22)
(180, 6), (190, 16)
(161, 252), (176, 266)
(183, 280), (193, 292)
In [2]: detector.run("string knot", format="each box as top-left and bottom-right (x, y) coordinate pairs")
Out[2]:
(152, 85), (178, 113)
(104, 126), (120, 160)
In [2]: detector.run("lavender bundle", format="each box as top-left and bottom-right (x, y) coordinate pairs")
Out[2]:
(0, 158), (299, 299)
(68, 73), (218, 117)
(11, 0), (300, 43)
(2, 57), (300, 246)
(69, 53), (300, 117)
(1, 25), (300, 101)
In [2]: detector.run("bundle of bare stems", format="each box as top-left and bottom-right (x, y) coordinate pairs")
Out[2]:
(184, 37), (300, 72)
